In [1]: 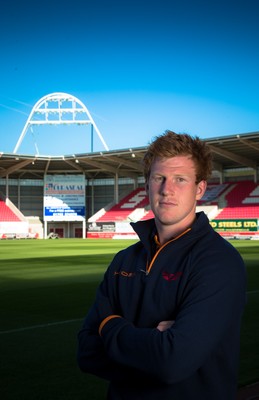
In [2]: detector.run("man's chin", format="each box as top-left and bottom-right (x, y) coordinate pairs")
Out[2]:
(154, 216), (178, 226)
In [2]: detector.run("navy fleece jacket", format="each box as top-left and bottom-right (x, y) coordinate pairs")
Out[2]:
(77, 212), (246, 399)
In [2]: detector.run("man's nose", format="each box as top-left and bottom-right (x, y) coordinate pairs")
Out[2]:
(161, 179), (175, 195)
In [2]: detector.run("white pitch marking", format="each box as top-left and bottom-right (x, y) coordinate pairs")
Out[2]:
(1, 289), (258, 335)
(0, 318), (83, 335)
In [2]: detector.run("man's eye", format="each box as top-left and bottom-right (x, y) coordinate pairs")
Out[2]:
(153, 176), (163, 182)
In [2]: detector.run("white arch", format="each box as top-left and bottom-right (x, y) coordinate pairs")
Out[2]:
(13, 92), (109, 153)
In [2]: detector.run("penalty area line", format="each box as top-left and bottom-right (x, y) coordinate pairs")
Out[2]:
(0, 318), (83, 335)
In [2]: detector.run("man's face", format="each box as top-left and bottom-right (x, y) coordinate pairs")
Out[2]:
(146, 155), (207, 236)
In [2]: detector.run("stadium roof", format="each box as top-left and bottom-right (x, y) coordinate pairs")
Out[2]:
(0, 131), (259, 180)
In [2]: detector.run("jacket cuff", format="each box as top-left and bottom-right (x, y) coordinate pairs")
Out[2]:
(99, 315), (121, 336)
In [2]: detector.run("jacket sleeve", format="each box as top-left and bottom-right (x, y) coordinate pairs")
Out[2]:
(97, 245), (247, 384)
(77, 300), (132, 381)
(77, 252), (144, 382)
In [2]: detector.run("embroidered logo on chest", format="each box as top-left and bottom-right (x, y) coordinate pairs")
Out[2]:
(162, 271), (183, 281)
(114, 271), (136, 278)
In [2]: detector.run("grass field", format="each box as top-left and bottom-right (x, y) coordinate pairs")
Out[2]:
(0, 238), (258, 399)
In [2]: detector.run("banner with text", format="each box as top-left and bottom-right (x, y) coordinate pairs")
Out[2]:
(44, 175), (85, 221)
(210, 219), (258, 232)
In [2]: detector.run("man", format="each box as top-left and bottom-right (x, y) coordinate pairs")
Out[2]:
(77, 131), (246, 399)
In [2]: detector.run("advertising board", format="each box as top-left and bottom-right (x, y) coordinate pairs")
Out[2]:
(44, 175), (85, 221)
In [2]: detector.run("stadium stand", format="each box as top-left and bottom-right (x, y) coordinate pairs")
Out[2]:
(0, 196), (21, 222)
(0, 129), (259, 238)
(215, 181), (259, 219)
(141, 209), (154, 220)
(197, 183), (230, 205)
(94, 183), (220, 223)
(91, 182), (259, 226)
(1, 180), (258, 239)
(85, 180), (259, 239)
(0, 194), (41, 239)
(96, 188), (149, 222)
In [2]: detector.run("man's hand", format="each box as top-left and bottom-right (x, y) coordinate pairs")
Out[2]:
(156, 320), (175, 332)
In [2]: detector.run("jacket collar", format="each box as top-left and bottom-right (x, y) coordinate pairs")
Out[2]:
(131, 211), (210, 254)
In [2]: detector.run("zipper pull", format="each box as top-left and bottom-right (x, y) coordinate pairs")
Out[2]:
(139, 269), (148, 275)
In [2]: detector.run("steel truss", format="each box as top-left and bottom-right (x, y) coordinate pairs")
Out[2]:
(13, 92), (109, 154)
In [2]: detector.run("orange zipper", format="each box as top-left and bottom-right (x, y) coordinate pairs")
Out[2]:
(146, 228), (191, 275)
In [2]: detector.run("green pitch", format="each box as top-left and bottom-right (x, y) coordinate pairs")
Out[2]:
(0, 238), (258, 399)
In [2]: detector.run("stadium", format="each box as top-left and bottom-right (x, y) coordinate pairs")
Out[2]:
(0, 92), (259, 240)
(0, 93), (259, 399)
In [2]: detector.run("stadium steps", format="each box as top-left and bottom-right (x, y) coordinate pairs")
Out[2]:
(96, 188), (148, 222)
(141, 184), (231, 221)
(0, 198), (22, 222)
(90, 182), (259, 224)
(215, 181), (259, 219)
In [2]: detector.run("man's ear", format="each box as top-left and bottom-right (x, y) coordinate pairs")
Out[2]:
(196, 180), (207, 200)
